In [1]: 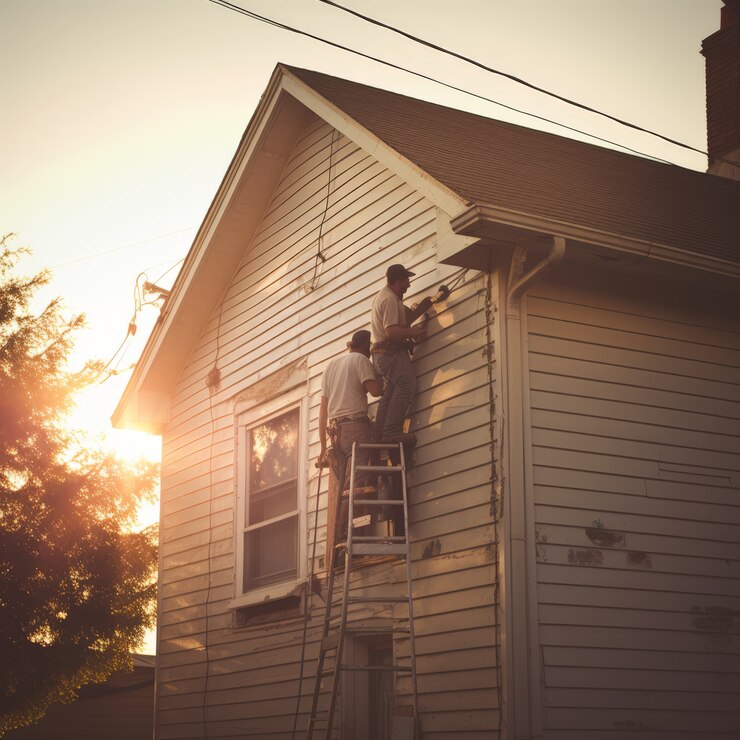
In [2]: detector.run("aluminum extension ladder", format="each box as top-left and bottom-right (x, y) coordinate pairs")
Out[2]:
(306, 441), (419, 739)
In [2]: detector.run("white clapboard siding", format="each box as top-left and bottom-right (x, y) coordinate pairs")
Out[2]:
(157, 115), (499, 738)
(527, 272), (740, 738)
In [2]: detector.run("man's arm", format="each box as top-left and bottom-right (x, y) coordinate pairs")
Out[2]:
(363, 378), (383, 397)
(385, 323), (426, 340)
(405, 296), (433, 324)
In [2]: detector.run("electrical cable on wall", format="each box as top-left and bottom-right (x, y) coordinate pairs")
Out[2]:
(291, 463), (325, 739)
(305, 128), (339, 294)
(201, 298), (225, 739)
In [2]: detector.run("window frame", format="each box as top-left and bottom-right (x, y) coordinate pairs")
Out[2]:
(231, 386), (307, 609)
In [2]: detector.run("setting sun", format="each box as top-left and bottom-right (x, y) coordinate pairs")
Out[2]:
(69, 381), (162, 532)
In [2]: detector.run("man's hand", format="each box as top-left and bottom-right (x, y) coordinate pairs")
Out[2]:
(316, 446), (331, 468)
(409, 324), (426, 339)
(407, 296), (434, 323)
(418, 296), (433, 312)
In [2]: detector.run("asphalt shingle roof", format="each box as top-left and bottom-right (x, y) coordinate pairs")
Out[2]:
(290, 67), (740, 266)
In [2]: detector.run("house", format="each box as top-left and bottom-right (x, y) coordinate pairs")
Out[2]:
(4, 655), (155, 740)
(114, 4), (740, 738)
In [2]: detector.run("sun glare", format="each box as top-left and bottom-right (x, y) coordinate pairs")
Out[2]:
(69, 383), (162, 531)
(106, 426), (162, 464)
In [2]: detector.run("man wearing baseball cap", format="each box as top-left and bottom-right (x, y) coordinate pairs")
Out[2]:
(370, 264), (434, 444)
(319, 329), (383, 487)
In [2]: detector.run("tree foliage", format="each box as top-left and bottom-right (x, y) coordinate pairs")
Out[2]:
(0, 235), (158, 734)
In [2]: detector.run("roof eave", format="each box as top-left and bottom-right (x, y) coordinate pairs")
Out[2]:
(449, 202), (740, 280)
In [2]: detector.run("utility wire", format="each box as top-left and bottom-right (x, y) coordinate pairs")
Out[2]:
(208, 0), (677, 166)
(90, 273), (163, 385)
(151, 257), (186, 288)
(49, 227), (196, 270)
(319, 0), (739, 168)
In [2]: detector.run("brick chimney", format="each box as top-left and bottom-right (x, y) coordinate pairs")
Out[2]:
(702, 0), (740, 179)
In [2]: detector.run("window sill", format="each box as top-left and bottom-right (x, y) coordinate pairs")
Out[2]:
(231, 581), (306, 628)
(229, 578), (303, 611)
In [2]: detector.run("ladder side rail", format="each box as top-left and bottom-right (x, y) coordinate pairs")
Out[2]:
(399, 443), (420, 736)
(306, 450), (347, 739)
(323, 441), (359, 738)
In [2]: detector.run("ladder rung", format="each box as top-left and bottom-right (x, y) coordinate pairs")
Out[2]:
(346, 595), (409, 604)
(352, 499), (403, 506)
(355, 464), (404, 473)
(357, 443), (403, 449)
(353, 535), (406, 542)
(345, 625), (410, 634)
(321, 633), (340, 652)
(340, 664), (412, 672)
(323, 625), (411, 651)
(352, 543), (408, 555)
(342, 486), (376, 498)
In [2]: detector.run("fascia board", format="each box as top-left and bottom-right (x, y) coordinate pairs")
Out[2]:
(280, 67), (470, 218)
(451, 203), (740, 280)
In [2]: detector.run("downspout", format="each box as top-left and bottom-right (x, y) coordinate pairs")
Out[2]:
(502, 234), (566, 740)
(508, 235), (566, 302)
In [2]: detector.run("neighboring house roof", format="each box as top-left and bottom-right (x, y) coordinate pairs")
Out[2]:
(287, 66), (740, 266)
(3, 656), (154, 740)
(113, 63), (740, 431)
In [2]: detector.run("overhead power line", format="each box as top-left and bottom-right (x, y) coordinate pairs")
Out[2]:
(50, 226), (196, 270)
(208, 0), (676, 165)
(319, 0), (736, 167)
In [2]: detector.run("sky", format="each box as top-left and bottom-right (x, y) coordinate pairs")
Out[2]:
(1, 0), (725, 652)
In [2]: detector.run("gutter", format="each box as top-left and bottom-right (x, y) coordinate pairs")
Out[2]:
(451, 203), (740, 279)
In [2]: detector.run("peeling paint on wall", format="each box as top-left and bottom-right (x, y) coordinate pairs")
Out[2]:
(585, 527), (625, 548)
(421, 538), (442, 559)
(691, 605), (736, 633)
(614, 720), (662, 731)
(626, 551), (652, 568)
(691, 605), (736, 648)
(567, 548), (604, 567)
(232, 358), (307, 409)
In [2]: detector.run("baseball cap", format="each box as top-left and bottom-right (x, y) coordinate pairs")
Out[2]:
(348, 329), (371, 349)
(386, 264), (415, 282)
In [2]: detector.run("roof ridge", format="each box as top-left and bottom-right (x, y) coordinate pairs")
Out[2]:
(285, 64), (740, 187)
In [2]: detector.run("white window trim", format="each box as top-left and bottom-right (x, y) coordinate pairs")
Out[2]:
(230, 386), (308, 610)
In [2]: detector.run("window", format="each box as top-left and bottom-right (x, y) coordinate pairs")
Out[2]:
(234, 390), (306, 607)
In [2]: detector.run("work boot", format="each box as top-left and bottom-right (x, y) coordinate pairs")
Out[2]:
(383, 431), (417, 446)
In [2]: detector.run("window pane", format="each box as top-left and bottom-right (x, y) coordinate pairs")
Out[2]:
(249, 409), (299, 492)
(244, 515), (298, 591)
(249, 481), (296, 524)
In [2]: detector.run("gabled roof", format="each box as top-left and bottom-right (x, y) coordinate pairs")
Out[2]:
(288, 66), (740, 266)
(114, 63), (740, 431)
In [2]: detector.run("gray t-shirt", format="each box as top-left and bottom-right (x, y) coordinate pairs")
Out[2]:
(371, 285), (406, 344)
(321, 352), (377, 420)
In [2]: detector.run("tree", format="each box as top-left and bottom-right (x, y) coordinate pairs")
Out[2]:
(0, 235), (158, 734)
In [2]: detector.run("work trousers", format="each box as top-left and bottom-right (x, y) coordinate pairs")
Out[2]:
(327, 419), (372, 561)
(331, 418), (372, 490)
(372, 350), (415, 440)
